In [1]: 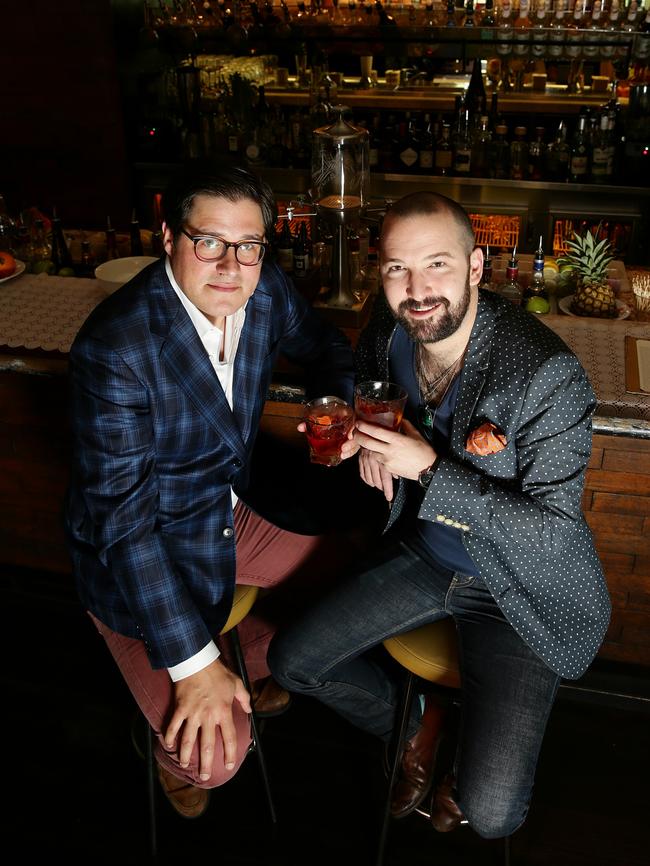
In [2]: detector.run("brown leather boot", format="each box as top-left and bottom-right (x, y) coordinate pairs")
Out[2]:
(251, 676), (292, 718)
(430, 773), (465, 832)
(157, 765), (210, 819)
(390, 695), (447, 819)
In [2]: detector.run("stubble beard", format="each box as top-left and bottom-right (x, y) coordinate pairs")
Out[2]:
(394, 277), (472, 344)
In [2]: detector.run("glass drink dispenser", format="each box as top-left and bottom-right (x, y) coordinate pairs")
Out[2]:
(312, 108), (369, 307)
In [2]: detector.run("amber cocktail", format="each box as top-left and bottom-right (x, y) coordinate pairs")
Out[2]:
(304, 397), (354, 467)
(354, 381), (408, 431)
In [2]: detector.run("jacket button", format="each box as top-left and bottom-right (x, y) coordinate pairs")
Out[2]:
(436, 514), (446, 522)
(222, 527), (234, 539)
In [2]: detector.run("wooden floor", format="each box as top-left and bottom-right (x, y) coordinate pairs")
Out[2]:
(4, 564), (649, 866)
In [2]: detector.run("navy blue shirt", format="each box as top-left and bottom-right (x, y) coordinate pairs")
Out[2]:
(390, 325), (478, 576)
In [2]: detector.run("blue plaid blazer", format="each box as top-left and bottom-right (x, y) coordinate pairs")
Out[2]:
(64, 257), (354, 669)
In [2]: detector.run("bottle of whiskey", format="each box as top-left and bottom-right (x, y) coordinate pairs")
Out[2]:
(434, 122), (453, 176)
(276, 219), (294, 273)
(496, 246), (523, 305)
(104, 216), (120, 262)
(292, 221), (311, 277)
(130, 209), (144, 256)
(478, 244), (495, 291)
(50, 207), (74, 273)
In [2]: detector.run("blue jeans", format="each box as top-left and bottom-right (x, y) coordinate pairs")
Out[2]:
(268, 539), (560, 839)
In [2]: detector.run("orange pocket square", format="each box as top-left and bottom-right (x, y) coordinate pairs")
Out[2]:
(465, 422), (507, 456)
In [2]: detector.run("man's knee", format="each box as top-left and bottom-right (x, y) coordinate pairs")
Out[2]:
(463, 797), (528, 840)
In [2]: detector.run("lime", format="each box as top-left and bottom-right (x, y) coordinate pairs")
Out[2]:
(57, 267), (76, 277)
(33, 260), (56, 275)
(525, 296), (551, 315)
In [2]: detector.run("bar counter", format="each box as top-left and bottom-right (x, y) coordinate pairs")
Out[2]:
(1, 271), (649, 666)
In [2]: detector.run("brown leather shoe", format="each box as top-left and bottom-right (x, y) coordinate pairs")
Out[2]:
(430, 773), (465, 832)
(251, 676), (291, 718)
(157, 765), (210, 819)
(390, 695), (447, 819)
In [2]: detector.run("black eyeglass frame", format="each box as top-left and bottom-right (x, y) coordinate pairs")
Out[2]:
(180, 228), (268, 266)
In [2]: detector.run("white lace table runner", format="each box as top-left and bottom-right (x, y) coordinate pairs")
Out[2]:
(0, 273), (108, 353)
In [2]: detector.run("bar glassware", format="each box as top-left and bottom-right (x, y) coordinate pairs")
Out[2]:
(303, 396), (354, 466)
(354, 381), (408, 431)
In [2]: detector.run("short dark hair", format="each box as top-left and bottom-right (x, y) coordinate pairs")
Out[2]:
(162, 165), (278, 240)
(381, 191), (476, 255)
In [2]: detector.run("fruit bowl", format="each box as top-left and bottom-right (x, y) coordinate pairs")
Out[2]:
(94, 256), (158, 292)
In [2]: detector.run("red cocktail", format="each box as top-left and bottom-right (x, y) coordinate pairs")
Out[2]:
(354, 381), (408, 431)
(304, 397), (354, 467)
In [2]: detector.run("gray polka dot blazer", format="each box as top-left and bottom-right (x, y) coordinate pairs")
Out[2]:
(356, 290), (611, 680)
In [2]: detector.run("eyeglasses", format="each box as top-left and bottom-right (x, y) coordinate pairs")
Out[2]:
(180, 229), (267, 266)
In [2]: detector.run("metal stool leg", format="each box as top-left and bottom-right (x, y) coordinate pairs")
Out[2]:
(228, 625), (277, 825)
(376, 671), (417, 866)
(504, 833), (512, 866)
(146, 724), (158, 863)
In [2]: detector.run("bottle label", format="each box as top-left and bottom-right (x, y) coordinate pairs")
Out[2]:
(293, 253), (310, 275)
(400, 147), (418, 168)
(435, 150), (452, 169)
(592, 147), (609, 175)
(570, 155), (588, 176)
(228, 135), (239, 153)
(454, 147), (471, 172)
(419, 150), (434, 169)
(278, 249), (293, 272)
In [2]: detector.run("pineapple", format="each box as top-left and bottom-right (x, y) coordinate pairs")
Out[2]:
(557, 229), (617, 318)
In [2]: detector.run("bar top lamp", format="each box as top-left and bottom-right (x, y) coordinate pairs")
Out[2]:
(311, 107), (369, 308)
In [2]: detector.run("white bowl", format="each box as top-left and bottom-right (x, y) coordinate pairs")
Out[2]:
(94, 256), (158, 292)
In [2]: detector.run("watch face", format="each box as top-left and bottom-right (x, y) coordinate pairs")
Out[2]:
(419, 470), (434, 489)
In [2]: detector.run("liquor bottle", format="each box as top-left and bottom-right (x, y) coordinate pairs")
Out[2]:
(591, 111), (613, 184)
(368, 113), (382, 171)
(496, 0), (514, 57)
(569, 114), (590, 182)
(496, 246), (523, 305)
(523, 236), (549, 304)
(397, 113), (420, 173)
(434, 122), (453, 175)
(378, 114), (399, 172)
(453, 108), (473, 176)
(418, 113), (435, 172)
(470, 115), (491, 177)
(444, 0), (456, 28)
(487, 91), (501, 135)
(130, 209), (144, 256)
(276, 219), (294, 273)
(548, 0), (567, 61)
(531, 0), (551, 60)
(465, 58), (487, 124)
(104, 216), (120, 262)
(602, 0), (623, 61)
(509, 125), (528, 180)
(565, 0), (586, 61)
(491, 123), (510, 178)
(481, 0), (496, 27)
(583, 0), (604, 60)
(292, 221), (311, 277)
(545, 119), (571, 181)
(512, 0), (532, 60)
(78, 236), (96, 278)
(29, 217), (53, 274)
(464, 0), (476, 28)
(50, 207), (74, 273)
(527, 126), (546, 181)
(478, 244), (495, 290)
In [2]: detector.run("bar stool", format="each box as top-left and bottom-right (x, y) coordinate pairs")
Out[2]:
(145, 584), (276, 862)
(376, 617), (511, 866)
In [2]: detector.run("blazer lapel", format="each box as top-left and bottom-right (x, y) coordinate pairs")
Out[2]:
(451, 297), (495, 455)
(232, 289), (272, 446)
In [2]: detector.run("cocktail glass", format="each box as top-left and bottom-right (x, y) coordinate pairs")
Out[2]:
(303, 396), (354, 467)
(354, 381), (408, 431)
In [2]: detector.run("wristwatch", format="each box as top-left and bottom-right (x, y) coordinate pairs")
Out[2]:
(418, 457), (440, 489)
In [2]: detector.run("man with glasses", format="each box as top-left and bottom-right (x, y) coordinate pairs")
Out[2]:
(64, 166), (356, 817)
(270, 191), (610, 840)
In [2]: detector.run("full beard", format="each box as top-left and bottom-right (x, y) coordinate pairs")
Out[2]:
(393, 278), (472, 344)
